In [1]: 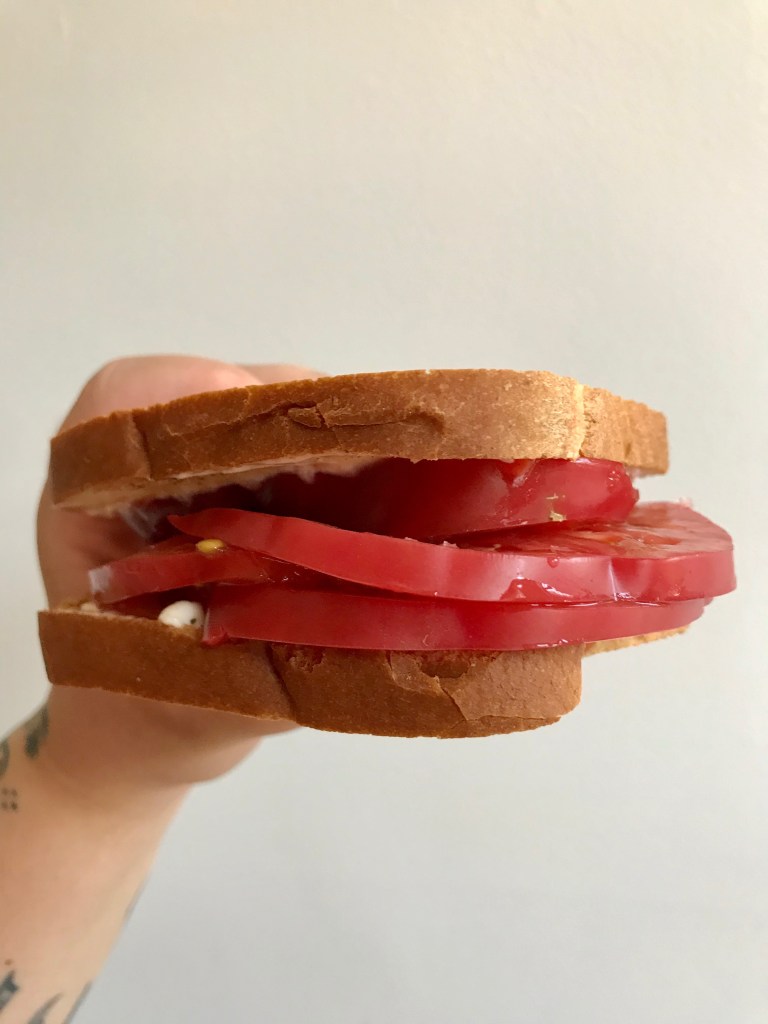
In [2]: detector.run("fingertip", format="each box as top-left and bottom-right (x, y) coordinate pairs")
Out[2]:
(60, 356), (263, 429)
(240, 363), (326, 384)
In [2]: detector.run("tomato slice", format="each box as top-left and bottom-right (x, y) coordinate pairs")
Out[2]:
(170, 502), (734, 605)
(90, 537), (316, 604)
(204, 585), (707, 650)
(122, 457), (638, 542)
(251, 457), (638, 538)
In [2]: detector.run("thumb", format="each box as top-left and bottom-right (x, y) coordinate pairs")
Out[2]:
(40, 356), (265, 605)
(59, 355), (263, 431)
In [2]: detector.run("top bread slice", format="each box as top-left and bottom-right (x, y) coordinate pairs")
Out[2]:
(50, 369), (668, 511)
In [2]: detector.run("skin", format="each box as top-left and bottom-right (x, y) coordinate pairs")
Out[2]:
(0, 357), (316, 1022)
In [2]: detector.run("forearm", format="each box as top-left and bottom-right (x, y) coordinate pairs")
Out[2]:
(0, 710), (187, 1023)
(4, 357), (298, 1020)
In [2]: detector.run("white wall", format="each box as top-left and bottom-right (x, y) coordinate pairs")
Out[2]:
(2, 3), (766, 1022)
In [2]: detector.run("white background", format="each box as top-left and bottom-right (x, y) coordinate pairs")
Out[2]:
(2, 2), (767, 1022)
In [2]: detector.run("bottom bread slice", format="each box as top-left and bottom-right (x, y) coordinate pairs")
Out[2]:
(585, 627), (688, 656)
(38, 608), (585, 738)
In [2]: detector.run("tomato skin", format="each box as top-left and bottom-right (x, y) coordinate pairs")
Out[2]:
(204, 585), (707, 650)
(170, 503), (735, 605)
(90, 538), (316, 604)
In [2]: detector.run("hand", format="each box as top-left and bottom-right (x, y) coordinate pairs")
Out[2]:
(37, 356), (318, 799)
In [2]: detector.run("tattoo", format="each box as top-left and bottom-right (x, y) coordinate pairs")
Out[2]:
(0, 972), (90, 1023)
(24, 707), (50, 760)
(63, 983), (92, 1024)
(0, 740), (9, 779)
(0, 787), (18, 812)
(26, 994), (61, 1023)
(0, 971), (20, 1011)
(124, 882), (146, 924)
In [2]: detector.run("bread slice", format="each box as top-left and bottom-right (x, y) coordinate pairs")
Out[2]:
(585, 627), (688, 656)
(38, 607), (584, 738)
(38, 608), (687, 736)
(50, 369), (668, 511)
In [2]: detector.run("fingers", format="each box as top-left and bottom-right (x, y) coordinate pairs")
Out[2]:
(42, 356), (267, 606)
(60, 358), (325, 433)
(41, 356), (326, 606)
(239, 363), (325, 385)
(60, 355), (264, 431)
(37, 478), (144, 606)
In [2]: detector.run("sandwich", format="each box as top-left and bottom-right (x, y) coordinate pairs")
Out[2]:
(38, 369), (735, 738)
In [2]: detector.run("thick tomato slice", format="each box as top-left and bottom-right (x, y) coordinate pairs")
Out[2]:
(251, 457), (638, 538)
(204, 585), (707, 650)
(170, 502), (735, 605)
(122, 457), (638, 542)
(90, 537), (316, 604)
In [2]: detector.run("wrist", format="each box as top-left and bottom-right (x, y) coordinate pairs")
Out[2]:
(45, 686), (262, 794)
(17, 730), (189, 826)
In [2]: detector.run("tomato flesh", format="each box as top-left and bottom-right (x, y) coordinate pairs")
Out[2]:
(251, 457), (638, 538)
(90, 537), (317, 604)
(122, 457), (638, 542)
(169, 502), (734, 605)
(204, 585), (706, 650)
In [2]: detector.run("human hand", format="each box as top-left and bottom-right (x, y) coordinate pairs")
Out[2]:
(37, 356), (318, 800)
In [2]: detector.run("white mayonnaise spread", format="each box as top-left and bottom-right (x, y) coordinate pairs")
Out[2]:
(92, 455), (385, 516)
(171, 454), (384, 485)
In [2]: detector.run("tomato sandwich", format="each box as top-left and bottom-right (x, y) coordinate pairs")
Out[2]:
(38, 369), (735, 737)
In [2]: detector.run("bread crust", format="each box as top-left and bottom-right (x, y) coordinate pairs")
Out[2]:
(585, 627), (688, 656)
(38, 608), (583, 738)
(50, 369), (668, 510)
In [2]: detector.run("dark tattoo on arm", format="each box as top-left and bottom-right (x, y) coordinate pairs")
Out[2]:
(0, 787), (19, 813)
(26, 994), (61, 1023)
(0, 972), (91, 1023)
(62, 983), (92, 1024)
(0, 971), (20, 1011)
(24, 707), (50, 760)
(124, 882), (146, 925)
(0, 740), (9, 779)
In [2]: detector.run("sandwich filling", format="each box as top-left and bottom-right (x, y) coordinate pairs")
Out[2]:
(89, 456), (735, 651)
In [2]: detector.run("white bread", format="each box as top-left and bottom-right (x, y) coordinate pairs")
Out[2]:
(38, 607), (584, 738)
(50, 369), (668, 510)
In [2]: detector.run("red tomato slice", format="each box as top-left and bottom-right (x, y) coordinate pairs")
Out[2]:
(204, 585), (707, 650)
(170, 503), (735, 605)
(251, 457), (638, 538)
(90, 537), (316, 604)
(123, 458), (638, 542)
